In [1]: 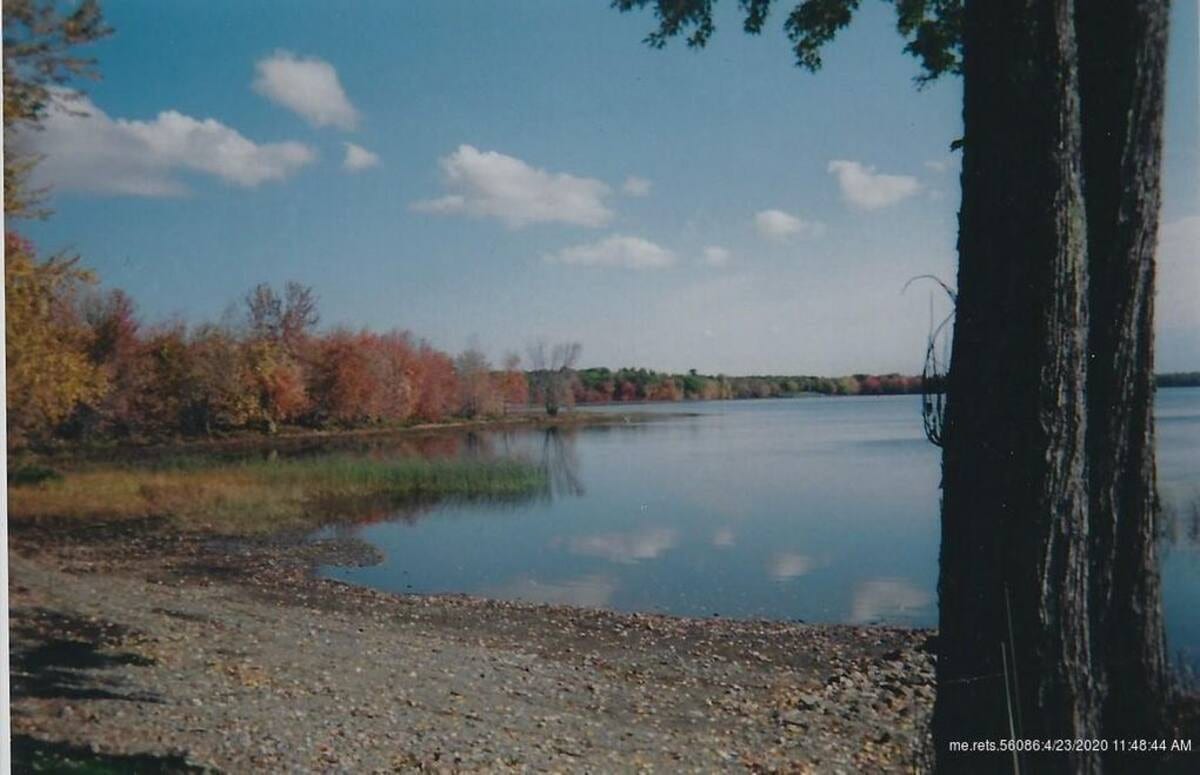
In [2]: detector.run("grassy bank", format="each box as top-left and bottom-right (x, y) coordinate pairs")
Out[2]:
(7, 455), (546, 535)
(16, 408), (692, 466)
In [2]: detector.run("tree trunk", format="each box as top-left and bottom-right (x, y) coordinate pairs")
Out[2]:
(936, 0), (1173, 770)
(1076, 0), (1171, 757)
(934, 0), (1100, 771)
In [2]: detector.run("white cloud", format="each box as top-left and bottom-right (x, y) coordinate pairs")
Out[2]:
(253, 50), (359, 130)
(1158, 215), (1200, 328)
(702, 245), (731, 267)
(565, 528), (679, 564)
(544, 235), (676, 269)
(924, 158), (955, 174)
(412, 145), (613, 228)
(342, 142), (380, 172)
(711, 527), (736, 548)
(622, 175), (652, 196)
(12, 95), (315, 196)
(754, 209), (824, 240)
(828, 160), (921, 210)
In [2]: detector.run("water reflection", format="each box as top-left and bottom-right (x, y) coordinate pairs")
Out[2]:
(486, 573), (618, 608)
(712, 527), (736, 548)
(559, 528), (680, 564)
(850, 578), (933, 624)
(311, 495), (438, 528)
(320, 393), (1198, 661)
(91, 429), (476, 469)
(1162, 492), (1200, 550)
(300, 428), (585, 529)
(538, 428), (585, 498)
(768, 552), (822, 580)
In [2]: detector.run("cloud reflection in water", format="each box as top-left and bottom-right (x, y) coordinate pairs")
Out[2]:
(562, 528), (680, 564)
(768, 551), (820, 580)
(712, 527), (736, 548)
(850, 578), (932, 623)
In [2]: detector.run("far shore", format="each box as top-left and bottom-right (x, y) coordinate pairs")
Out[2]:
(15, 380), (1197, 466)
(11, 407), (701, 466)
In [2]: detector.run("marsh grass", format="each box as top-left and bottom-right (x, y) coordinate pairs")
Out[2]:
(7, 455), (546, 534)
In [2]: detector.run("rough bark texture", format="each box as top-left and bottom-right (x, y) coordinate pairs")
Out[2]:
(1076, 0), (1171, 755)
(934, 0), (1100, 771)
(936, 0), (1173, 770)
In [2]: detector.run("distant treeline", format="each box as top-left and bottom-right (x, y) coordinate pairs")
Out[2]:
(6, 232), (929, 451)
(568, 368), (1199, 403)
(1157, 372), (1200, 388)
(570, 368), (925, 403)
(8, 230), (1194, 451)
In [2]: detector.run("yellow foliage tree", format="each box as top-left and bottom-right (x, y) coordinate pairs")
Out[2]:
(5, 233), (107, 447)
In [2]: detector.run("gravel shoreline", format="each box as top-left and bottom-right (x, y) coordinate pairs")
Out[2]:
(8, 520), (936, 772)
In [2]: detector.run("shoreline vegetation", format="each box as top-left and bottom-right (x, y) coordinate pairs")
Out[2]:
(10, 243), (1198, 453)
(8, 455), (548, 535)
(8, 408), (690, 465)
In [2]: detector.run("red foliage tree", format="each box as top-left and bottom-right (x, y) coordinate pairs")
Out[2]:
(367, 330), (419, 422)
(308, 330), (380, 426)
(497, 353), (529, 411)
(412, 343), (460, 423)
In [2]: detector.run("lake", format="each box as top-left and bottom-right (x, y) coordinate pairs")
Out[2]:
(321, 388), (1200, 670)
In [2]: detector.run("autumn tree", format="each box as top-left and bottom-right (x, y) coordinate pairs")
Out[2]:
(127, 324), (192, 435)
(4, 233), (107, 447)
(365, 331), (420, 422)
(498, 352), (530, 412)
(3, 1), (114, 448)
(243, 282), (318, 431)
(74, 288), (141, 437)
(616, 1), (1173, 769)
(526, 340), (582, 416)
(244, 281), (319, 352)
(645, 376), (682, 402)
(411, 343), (460, 423)
(3, 0), (112, 218)
(308, 330), (380, 426)
(455, 345), (500, 418)
(185, 325), (260, 435)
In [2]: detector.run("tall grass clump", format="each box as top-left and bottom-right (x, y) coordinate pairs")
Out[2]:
(8, 454), (546, 534)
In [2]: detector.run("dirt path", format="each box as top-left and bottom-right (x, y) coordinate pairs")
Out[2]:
(8, 524), (935, 772)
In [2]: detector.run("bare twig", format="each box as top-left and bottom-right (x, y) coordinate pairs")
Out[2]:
(904, 275), (956, 447)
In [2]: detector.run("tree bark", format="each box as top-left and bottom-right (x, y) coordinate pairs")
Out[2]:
(936, 0), (1173, 770)
(934, 0), (1100, 771)
(1076, 0), (1171, 756)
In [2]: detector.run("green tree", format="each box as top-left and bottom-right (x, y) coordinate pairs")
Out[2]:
(616, 1), (1171, 770)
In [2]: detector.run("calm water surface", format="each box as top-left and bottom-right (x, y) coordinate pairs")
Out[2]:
(321, 389), (1200, 668)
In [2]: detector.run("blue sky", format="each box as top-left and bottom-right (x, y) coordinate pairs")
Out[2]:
(15, 0), (1200, 374)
